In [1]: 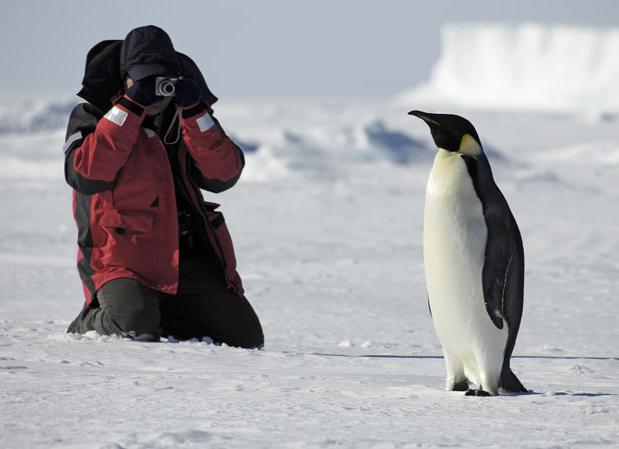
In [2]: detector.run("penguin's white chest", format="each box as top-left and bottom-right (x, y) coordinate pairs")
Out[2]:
(424, 150), (507, 384)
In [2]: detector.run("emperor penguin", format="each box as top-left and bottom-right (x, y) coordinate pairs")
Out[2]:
(409, 110), (527, 396)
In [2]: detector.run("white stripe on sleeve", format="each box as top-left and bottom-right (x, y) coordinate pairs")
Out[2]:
(104, 106), (128, 127)
(63, 131), (83, 153)
(196, 113), (215, 132)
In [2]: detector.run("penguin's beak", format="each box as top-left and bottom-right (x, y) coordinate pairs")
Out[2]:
(408, 110), (441, 127)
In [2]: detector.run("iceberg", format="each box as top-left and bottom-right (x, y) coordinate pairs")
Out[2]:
(399, 23), (619, 112)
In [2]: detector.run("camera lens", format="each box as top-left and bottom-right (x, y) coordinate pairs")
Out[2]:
(161, 81), (176, 96)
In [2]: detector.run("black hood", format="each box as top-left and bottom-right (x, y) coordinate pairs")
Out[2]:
(78, 36), (218, 113)
(77, 39), (123, 112)
(119, 25), (179, 81)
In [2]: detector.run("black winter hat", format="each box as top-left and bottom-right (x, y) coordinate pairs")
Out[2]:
(120, 25), (180, 80)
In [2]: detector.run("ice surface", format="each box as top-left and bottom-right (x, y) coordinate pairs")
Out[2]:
(399, 23), (619, 113)
(1, 99), (618, 448)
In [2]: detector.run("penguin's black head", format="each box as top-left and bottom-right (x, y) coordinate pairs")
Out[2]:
(408, 110), (483, 155)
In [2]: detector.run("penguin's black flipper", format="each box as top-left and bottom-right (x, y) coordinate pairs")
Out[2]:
(481, 185), (525, 378)
(461, 154), (524, 332)
(481, 214), (523, 330)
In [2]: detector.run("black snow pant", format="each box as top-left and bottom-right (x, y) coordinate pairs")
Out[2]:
(67, 248), (264, 349)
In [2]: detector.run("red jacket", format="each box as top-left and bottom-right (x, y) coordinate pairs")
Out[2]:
(64, 96), (245, 304)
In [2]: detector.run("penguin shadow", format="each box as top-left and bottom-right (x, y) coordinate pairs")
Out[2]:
(311, 353), (618, 362)
(513, 355), (619, 361)
(310, 352), (443, 360)
(539, 392), (615, 397)
(308, 353), (618, 397)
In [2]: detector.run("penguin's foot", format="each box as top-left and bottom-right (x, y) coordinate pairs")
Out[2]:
(452, 381), (469, 391)
(465, 389), (491, 397)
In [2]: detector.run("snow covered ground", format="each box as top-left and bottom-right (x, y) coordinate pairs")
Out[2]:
(2, 23), (619, 449)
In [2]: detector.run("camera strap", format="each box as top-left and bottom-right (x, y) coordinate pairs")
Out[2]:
(163, 107), (181, 145)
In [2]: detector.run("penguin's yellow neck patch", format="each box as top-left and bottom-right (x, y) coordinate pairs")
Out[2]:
(458, 134), (482, 156)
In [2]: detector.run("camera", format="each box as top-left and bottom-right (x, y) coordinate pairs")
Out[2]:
(155, 76), (182, 96)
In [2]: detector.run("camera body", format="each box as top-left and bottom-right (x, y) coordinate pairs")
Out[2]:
(155, 76), (182, 97)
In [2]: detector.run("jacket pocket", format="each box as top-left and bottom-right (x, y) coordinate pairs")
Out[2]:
(95, 208), (156, 275)
(99, 208), (154, 235)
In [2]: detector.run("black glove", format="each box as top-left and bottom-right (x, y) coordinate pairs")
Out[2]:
(174, 78), (202, 107)
(126, 76), (160, 106)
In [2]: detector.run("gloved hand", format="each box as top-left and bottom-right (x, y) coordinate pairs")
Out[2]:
(174, 78), (202, 107)
(126, 76), (160, 106)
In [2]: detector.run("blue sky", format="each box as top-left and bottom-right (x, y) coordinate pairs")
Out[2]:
(2, 0), (618, 101)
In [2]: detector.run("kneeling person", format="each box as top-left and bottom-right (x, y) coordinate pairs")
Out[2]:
(65, 26), (263, 348)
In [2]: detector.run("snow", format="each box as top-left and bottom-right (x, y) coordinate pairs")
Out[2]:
(2, 75), (619, 447)
(399, 23), (619, 114)
(0, 95), (77, 133)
